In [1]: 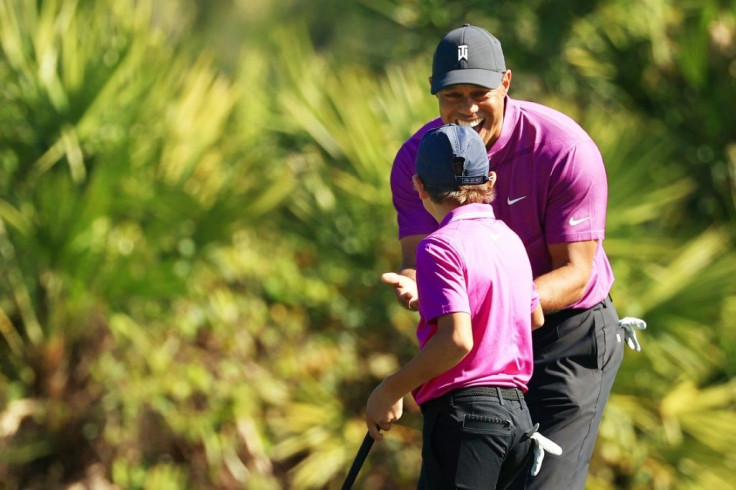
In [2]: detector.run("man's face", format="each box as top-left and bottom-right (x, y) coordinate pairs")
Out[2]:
(436, 75), (509, 150)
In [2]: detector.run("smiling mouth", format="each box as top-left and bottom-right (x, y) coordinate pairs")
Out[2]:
(456, 118), (484, 132)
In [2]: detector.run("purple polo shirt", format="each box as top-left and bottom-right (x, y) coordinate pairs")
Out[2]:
(390, 96), (614, 309)
(413, 204), (537, 405)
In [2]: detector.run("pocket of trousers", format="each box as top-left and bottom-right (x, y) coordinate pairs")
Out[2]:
(462, 414), (511, 434)
(594, 308), (612, 370)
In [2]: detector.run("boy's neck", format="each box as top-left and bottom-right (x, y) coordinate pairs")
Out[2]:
(428, 200), (462, 224)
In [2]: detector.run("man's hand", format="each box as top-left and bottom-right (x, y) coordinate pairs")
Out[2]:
(381, 272), (419, 311)
(619, 317), (647, 352)
(525, 423), (562, 477)
(365, 381), (403, 441)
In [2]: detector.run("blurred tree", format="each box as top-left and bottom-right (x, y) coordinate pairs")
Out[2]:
(562, 1), (736, 223)
(1, 0), (735, 489)
(0, 0), (289, 487)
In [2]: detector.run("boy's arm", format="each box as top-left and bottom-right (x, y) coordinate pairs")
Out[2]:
(365, 312), (473, 440)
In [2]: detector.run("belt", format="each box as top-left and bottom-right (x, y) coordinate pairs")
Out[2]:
(421, 386), (523, 414)
(543, 294), (612, 326)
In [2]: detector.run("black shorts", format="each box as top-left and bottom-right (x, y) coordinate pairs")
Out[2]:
(418, 386), (534, 490)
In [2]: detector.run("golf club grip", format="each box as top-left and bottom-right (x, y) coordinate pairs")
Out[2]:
(341, 431), (374, 489)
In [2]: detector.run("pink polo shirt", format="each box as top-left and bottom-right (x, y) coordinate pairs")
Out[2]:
(391, 96), (614, 309)
(413, 204), (537, 405)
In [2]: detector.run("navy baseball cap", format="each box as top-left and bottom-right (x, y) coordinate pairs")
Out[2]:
(416, 124), (490, 190)
(430, 24), (506, 94)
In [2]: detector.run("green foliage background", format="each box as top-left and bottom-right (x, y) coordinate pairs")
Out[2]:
(1, 0), (735, 488)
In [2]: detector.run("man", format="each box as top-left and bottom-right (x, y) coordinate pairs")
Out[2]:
(383, 24), (624, 489)
(367, 124), (543, 488)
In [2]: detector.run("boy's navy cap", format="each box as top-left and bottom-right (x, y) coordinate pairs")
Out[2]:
(416, 124), (490, 189)
(430, 24), (506, 94)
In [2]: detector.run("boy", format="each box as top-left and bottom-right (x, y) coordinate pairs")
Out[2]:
(365, 124), (544, 488)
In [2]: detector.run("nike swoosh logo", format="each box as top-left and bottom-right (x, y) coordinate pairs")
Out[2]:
(507, 196), (526, 205)
(569, 216), (591, 226)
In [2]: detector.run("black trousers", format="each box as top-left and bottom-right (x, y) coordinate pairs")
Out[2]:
(418, 386), (534, 490)
(508, 296), (624, 490)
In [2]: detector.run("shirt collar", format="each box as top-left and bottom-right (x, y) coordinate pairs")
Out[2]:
(488, 95), (518, 166)
(440, 203), (496, 227)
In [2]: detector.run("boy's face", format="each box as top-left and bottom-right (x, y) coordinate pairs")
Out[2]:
(435, 72), (510, 150)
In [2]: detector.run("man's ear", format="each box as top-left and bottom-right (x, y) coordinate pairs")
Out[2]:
(412, 174), (430, 199)
(500, 70), (512, 95)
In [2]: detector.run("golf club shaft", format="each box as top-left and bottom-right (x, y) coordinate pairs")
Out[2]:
(341, 431), (374, 489)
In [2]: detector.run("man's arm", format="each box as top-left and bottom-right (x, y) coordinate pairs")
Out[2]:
(534, 240), (596, 314)
(532, 302), (544, 330)
(365, 312), (473, 440)
(399, 234), (425, 276)
(382, 234), (426, 309)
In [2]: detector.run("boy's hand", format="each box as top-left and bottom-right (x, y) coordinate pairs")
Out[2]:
(365, 381), (403, 441)
(381, 272), (419, 311)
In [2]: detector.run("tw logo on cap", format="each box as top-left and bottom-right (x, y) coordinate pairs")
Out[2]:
(458, 45), (468, 61)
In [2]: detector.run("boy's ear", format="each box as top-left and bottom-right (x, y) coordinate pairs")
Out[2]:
(488, 171), (497, 187)
(412, 174), (430, 199)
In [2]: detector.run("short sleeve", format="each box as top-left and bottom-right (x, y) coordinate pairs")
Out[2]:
(530, 281), (539, 312)
(545, 140), (608, 244)
(416, 238), (470, 324)
(390, 120), (443, 239)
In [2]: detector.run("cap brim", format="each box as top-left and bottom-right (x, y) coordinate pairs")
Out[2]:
(431, 69), (504, 94)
